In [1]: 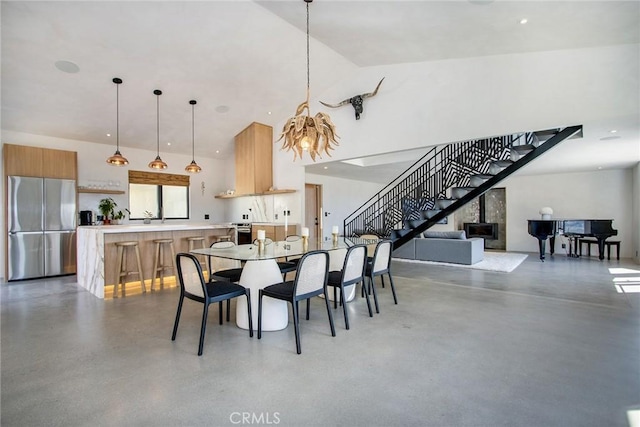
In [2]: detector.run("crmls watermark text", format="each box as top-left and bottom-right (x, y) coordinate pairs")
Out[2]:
(229, 412), (281, 425)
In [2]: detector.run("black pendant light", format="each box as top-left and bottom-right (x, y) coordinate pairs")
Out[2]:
(106, 77), (129, 166)
(148, 89), (168, 170)
(185, 100), (202, 173)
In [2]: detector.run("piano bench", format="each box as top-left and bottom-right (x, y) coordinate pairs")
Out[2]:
(579, 239), (620, 260)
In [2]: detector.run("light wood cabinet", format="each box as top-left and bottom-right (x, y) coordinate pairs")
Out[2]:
(3, 144), (43, 177)
(251, 225), (290, 242)
(3, 144), (77, 179)
(42, 148), (77, 179)
(235, 122), (273, 195)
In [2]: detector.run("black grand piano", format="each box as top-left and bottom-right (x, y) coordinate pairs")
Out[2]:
(527, 219), (617, 261)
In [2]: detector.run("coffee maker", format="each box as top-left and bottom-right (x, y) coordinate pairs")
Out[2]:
(79, 210), (93, 226)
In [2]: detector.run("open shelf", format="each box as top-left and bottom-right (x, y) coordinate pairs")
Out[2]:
(78, 188), (125, 195)
(215, 189), (296, 199)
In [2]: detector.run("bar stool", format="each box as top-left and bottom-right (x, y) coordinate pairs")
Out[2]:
(113, 241), (145, 298)
(151, 238), (176, 291)
(215, 235), (232, 243)
(187, 236), (207, 269)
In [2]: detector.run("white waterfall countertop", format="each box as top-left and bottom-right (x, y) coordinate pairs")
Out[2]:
(77, 223), (236, 298)
(79, 222), (234, 233)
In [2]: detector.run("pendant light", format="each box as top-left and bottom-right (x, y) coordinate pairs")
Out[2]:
(148, 89), (168, 170)
(106, 77), (129, 166)
(185, 100), (202, 173)
(276, 0), (339, 161)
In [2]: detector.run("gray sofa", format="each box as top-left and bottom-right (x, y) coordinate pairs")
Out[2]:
(393, 230), (484, 265)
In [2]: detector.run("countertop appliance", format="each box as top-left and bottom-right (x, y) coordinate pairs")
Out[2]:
(233, 222), (252, 244)
(79, 210), (93, 226)
(7, 176), (77, 280)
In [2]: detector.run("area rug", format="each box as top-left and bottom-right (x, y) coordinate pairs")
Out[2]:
(393, 252), (528, 273)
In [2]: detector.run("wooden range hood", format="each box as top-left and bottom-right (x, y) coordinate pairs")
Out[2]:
(215, 122), (294, 199)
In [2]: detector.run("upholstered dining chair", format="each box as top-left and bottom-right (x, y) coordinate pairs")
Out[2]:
(365, 240), (398, 313)
(326, 244), (371, 329)
(172, 253), (253, 356)
(258, 250), (335, 354)
(208, 241), (244, 323)
(359, 233), (379, 265)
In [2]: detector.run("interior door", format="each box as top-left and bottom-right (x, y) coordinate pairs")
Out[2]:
(305, 184), (322, 239)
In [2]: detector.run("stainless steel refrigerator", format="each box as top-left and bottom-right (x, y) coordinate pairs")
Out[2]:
(7, 176), (77, 280)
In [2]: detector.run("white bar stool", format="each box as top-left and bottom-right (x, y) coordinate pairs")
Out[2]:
(151, 238), (176, 291)
(113, 241), (145, 298)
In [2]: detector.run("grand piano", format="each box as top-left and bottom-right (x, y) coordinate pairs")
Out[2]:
(527, 219), (618, 261)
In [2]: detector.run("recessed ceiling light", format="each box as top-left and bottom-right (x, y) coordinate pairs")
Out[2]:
(106, 133), (111, 137)
(520, 18), (528, 24)
(215, 105), (230, 113)
(323, 166), (328, 170)
(54, 60), (80, 73)
(216, 150), (220, 154)
(598, 166), (603, 170)
(268, 111), (272, 115)
(167, 142), (171, 146)
(610, 129), (618, 133)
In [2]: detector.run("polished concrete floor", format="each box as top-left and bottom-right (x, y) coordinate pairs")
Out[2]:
(2, 253), (639, 427)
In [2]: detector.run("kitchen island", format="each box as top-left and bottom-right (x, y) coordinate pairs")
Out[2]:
(77, 223), (236, 298)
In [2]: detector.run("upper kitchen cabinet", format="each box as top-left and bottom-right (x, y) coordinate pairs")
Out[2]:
(3, 144), (76, 179)
(42, 148), (77, 179)
(3, 144), (43, 177)
(235, 122), (273, 195)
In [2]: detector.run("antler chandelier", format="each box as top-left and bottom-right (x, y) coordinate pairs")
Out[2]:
(277, 0), (339, 161)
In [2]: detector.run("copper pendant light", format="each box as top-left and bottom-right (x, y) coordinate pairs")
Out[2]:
(185, 100), (202, 173)
(148, 89), (168, 170)
(106, 77), (129, 166)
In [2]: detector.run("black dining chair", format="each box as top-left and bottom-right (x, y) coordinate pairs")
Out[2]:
(258, 250), (335, 354)
(208, 241), (244, 323)
(326, 244), (371, 329)
(172, 253), (253, 356)
(365, 240), (397, 313)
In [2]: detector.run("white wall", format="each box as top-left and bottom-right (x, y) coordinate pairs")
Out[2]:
(270, 44), (638, 256)
(305, 173), (382, 240)
(504, 168), (634, 257)
(1, 130), (231, 221)
(287, 44), (638, 165)
(0, 130), (231, 280)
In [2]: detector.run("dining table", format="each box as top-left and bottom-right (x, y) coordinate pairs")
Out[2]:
(190, 237), (378, 331)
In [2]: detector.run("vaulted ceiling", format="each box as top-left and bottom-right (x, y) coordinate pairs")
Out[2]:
(2, 1), (639, 183)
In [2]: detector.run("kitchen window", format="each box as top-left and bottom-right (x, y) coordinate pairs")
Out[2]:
(128, 170), (190, 220)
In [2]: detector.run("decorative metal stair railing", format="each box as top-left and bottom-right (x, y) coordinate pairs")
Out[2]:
(343, 125), (583, 250)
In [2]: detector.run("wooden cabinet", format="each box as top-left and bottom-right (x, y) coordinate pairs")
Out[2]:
(42, 148), (77, 179)
(251, 225), (291, 242)
(3, 144), (77, 179)
(3, 144), (43, 177)
(235, 122), (273, 195)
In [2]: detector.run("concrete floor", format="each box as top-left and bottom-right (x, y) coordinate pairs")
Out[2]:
(2, 253), (639, 427)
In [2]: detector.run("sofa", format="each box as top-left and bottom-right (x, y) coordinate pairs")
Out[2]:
(393, 230), (484, 265)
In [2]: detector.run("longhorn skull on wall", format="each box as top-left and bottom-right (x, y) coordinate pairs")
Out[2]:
(319, 77), (385, 120)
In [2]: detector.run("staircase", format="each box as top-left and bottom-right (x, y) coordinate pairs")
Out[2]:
(343, 125), (583, 250)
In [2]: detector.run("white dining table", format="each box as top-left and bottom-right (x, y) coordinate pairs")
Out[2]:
(191, 237), (377, 331)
